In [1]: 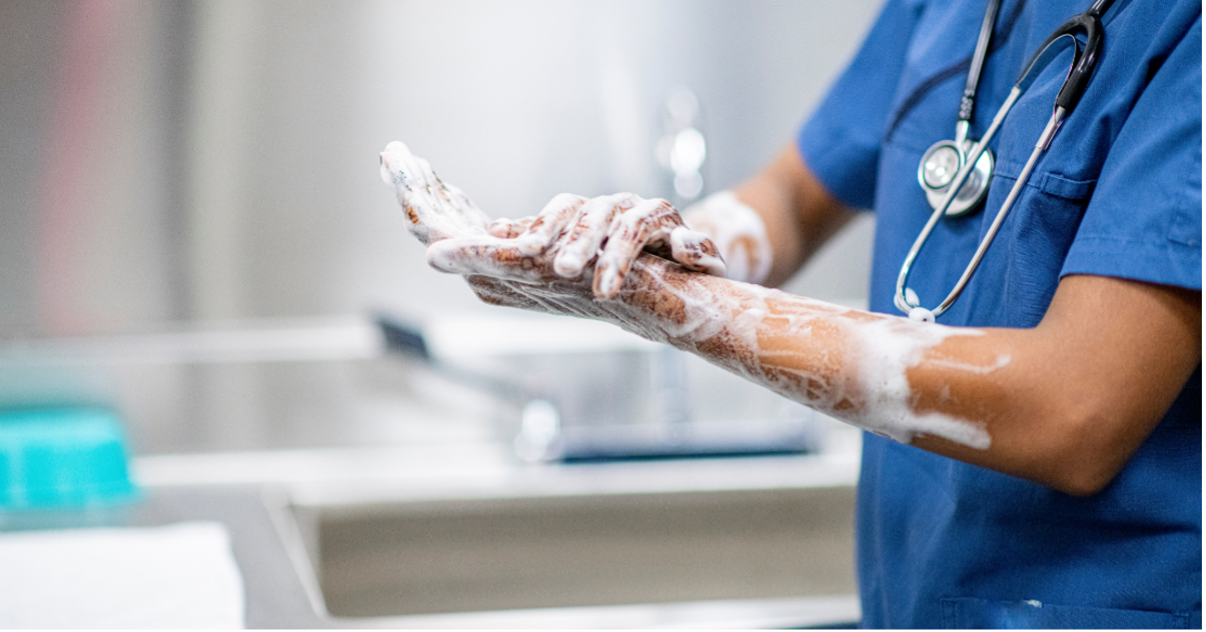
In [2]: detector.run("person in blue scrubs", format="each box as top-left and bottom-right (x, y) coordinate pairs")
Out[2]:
(385, 0), (1201, 626)
(787, 0), (1202, 626)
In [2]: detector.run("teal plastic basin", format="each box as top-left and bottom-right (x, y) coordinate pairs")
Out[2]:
(0, 408), (139, 509)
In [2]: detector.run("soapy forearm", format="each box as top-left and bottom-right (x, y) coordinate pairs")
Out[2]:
(448, 247), (997, 449)
(450, 236), (1193, 494)
(380, 140), (996, 449)
(609, 258), (995, 449)
(615, 261), (1199, 494)
(380, 141), (1200, 494)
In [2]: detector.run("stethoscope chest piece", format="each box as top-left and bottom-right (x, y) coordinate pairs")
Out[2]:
(918, 137), (994, 216)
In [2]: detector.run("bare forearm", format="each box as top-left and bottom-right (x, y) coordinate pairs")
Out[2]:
(909, 276), (1201, 495)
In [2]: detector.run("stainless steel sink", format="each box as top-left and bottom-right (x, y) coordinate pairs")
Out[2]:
(276, 454), (860, 628)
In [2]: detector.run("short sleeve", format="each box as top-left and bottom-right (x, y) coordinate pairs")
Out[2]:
(797, 0), (925, 210)
(1061, 15), (1202, 291)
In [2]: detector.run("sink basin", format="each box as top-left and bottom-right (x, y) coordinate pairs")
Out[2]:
(280, 456), (858, 627)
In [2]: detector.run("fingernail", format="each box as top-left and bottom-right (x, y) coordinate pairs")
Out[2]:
(702, 254), (726, 277)
(594, 267), (617, 298)
(553, 252), (582, 277)
(425, 242), (463, 274)
(516, 234), (545, 255)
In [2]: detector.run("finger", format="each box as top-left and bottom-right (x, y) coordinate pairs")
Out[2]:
(669, 225), (727, 277)
(379, 142), (452, 243)
(487, 216), (536, 239)
(553, 192), (640, 278)
(439, 181), (493, 233)
(592, 197), (679, 298)
(514, 193), (588, 255)
(379, 141), (490, 244)
(426, 235), (550, 284)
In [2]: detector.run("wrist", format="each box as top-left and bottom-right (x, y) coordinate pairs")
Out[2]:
(605, 255), (740, 347)
(682, 191), (773, 285)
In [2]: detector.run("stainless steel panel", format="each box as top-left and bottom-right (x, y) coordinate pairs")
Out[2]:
(298, 484), (856, 619)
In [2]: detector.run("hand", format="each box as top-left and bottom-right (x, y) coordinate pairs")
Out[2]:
(381, 140), (725, 300)
(425, 204), (720, 341)
(682, 191), (773, 285)
(379, 140), (492, 245)
(379, 141), (712, 330)
(482, 191), (727, 299)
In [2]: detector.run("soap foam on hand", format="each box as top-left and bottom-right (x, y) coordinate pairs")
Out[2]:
(379, 140), (493, 246)
(378, 141), (1001, 451)
(682, 190), (773, 285)
(381, 141), (726, 300)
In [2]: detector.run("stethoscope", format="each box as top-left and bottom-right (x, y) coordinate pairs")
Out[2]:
(896, 0), (1116, 322)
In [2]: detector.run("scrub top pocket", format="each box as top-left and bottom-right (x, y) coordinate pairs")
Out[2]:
(940, 597), (1196, 629)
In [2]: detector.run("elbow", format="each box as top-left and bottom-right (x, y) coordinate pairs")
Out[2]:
(1036, 404), (1136, 497)
(1046, 465), (1117, 498)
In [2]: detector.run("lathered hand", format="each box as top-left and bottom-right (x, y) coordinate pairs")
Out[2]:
(377, 142), (987, 448)
(425, 203), (718, 329)
(682, 191), (773, 285)
(379, 140), (492, 245)
(381, 141), (724, 300)
(379, 141), (695, 320)
(485, 191), (727, 299)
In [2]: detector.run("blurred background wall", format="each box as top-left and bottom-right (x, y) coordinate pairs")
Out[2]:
(1, 0), (881, 337)
(0, 0), (883, 456)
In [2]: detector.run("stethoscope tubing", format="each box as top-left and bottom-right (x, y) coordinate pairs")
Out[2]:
(894, 85), (1024, 318)
(894, 3), (1108, 321)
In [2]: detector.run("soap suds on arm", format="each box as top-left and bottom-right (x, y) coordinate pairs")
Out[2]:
(380, 140), (1001, 450)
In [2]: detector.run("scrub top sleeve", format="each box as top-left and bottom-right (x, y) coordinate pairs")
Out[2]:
(797, 0), (926, 210)
(1061, 15), (1203, 291)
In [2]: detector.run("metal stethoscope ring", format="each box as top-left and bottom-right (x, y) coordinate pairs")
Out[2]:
(895, 0), (1113, 322)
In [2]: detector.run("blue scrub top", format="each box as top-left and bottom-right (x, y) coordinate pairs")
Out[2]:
(798, 0), (1202, 627)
